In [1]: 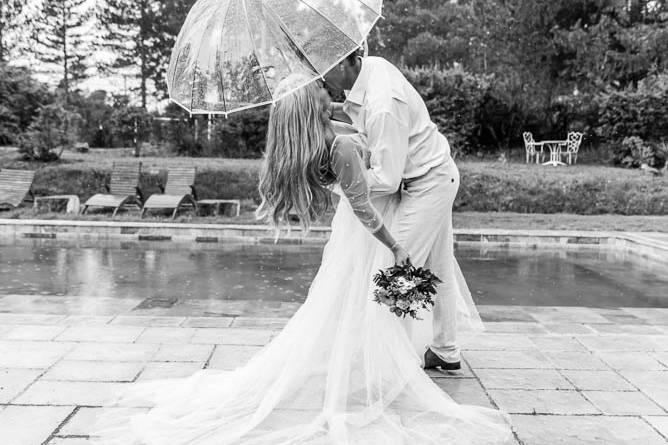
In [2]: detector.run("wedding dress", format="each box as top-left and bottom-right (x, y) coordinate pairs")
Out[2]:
(92, 134), (513, 444)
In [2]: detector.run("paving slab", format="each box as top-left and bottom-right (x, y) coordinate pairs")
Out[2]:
(577, 334), (661, 352)
(489, 389), (599, 415)
(528, 335), (588, 352)
(137, 361), (205, 380)
(560, 370), (636, 391)
(207, 345), (263, 370)
(643, 416), (668, 440)
(527, 307), (610, 324)
(0, 405), (74, 445)
(475, 369), (573, 390)
(230, 317), (289, 329)
(0, 324), (67, 341)
(56, 326), (145, 343)
(460, 334), (535, 351)
(57, 406), (149, 436)
(583, 390), (665, 415)
(480, 322), (548, 334)
(111, 315), (185, 327)
(543, 351), (610, 370)
(0, 340), (74, 368)
(152, 343), (214, 362)
(542, 323), (596, 335)
(190, 328), (273, 345)
(0, 368), (42, 403)
(136, 327), (197, 344)
(0, 313), (66, 324)
(65, 342), (158, 362)
(596, 351), (667, 370)
(14, 380), (129, 406)
(58, 315), (114, 326)
(433, 378), (494, 409)
(587, 324), (664, 335)
(42, 360), (144, 382)
(512, 414), (668, 445)
(182, 316), (234, 328)
(622, 308), (668, 325)
(463, 350), (553, 369)
(48, 438), (92, 445)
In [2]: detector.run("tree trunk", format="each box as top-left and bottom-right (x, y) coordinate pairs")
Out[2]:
(139, 0), (147, 109)
(62, 3), (69, 104)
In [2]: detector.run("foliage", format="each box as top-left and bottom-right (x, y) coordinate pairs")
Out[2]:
(31, 0), (92, 102)
(97, 0), (182, 108)
(402, 66), (491, 154)
(0, 64), (54, 144)
(108, 101), (153, 149)
(613, 136), (668, 169)
(17, 103), (82, 161)
(0, 0), (26, 62)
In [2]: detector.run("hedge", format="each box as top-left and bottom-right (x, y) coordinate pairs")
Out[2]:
(28, 163), (668, 216)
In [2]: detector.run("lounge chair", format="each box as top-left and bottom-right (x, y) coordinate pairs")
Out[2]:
(141, 166), (197, 219)
(0, 169), (36, 210)
(81, 162), (142, 216)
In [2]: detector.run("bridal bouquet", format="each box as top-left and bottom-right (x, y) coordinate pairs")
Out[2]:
(373, 261), (441, 319)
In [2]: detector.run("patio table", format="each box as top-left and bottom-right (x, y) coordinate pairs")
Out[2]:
(538, 140), (567, 166)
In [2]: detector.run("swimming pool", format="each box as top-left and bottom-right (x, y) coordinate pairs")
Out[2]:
(0, 239), (666, 308)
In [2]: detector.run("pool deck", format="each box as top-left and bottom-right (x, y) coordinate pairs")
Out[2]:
(1, 222), (667, 444)
(0, 300), (667, 444)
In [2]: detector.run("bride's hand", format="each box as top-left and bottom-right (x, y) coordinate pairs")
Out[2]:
(392, 244), (410, 265)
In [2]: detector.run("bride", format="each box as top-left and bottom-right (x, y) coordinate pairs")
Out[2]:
(92, 75), (512, 444)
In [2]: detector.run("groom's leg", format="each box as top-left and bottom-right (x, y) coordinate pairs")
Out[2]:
(426, 209), (460, 363)
(392, 161), (460, 363)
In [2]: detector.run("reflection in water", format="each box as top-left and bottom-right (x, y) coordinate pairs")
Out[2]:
(0, 239), (666, 308)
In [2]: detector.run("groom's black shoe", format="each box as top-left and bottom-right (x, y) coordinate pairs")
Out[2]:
(424, 348), (461, 371)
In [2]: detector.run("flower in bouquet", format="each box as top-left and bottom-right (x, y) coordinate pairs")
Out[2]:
(372, 260), (441, 319)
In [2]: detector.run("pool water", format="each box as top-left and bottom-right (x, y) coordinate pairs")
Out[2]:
(0, 239), (666, 308)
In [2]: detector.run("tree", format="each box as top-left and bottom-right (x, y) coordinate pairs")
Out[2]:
(0, 64), (53, 144)
(0, 0), (25, 62)
(32, 0), (92, 104)
(98, 0), (160, 108)
(96, 0), (196, 105)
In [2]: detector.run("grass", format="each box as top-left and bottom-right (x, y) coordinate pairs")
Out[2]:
(2, 147), (667, 220)
(2, 207), (665, 233)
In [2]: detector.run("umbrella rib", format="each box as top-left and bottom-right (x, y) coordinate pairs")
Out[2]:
(240, 0), (272, 101)
(264, 2), (320, 75)
(295, 0), (360, 47)
(216, 0), (236, 113)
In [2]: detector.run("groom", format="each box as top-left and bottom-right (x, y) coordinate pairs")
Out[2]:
(324, 51), (462, 371)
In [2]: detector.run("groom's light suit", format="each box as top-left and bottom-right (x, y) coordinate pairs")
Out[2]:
(342, 56), (462, 363)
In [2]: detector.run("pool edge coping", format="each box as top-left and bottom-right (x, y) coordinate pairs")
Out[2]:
(0, 218), (666, 263)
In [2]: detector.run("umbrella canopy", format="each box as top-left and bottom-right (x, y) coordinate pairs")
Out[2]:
(167, 0), (382, 115)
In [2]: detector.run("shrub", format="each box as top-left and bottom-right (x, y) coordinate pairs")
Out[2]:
(0, 64), (54, 145)
(611, 136), (667, 169)
(17, 104), (82, 161)
(402, 66), (492, 154)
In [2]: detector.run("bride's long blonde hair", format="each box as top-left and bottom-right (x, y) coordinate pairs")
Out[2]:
(256, 74), (335, 232)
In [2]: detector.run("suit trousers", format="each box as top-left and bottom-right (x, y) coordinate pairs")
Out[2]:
(393, 157), (462, 363)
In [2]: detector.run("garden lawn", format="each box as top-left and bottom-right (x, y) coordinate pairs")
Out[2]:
(1, 148), (667, 216)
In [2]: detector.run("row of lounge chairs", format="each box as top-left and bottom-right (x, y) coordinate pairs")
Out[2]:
(0, 163), (239, 218)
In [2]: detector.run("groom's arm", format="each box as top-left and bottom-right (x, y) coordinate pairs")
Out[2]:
(365, 106), (410, 196)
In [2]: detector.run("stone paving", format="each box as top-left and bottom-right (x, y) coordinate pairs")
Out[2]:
(0, 304), (667, 444)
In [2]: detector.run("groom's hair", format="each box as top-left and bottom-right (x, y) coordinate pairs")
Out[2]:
(345, 47), (364, 66)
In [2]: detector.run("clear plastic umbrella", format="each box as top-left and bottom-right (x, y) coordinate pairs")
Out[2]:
(167, 0), (382, 115)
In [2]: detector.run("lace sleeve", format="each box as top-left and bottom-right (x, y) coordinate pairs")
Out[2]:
(330, 136), (384, 233)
